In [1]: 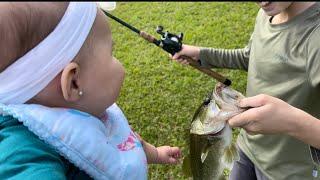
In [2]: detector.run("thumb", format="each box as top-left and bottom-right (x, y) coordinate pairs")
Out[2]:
(228, 113), (250, 127)
(228, 108), (258, 127)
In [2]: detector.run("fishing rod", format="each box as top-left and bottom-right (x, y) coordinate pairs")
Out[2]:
(101, 10), (232, 86)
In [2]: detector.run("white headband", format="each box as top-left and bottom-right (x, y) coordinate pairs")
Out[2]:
(0, 2), (97, 104)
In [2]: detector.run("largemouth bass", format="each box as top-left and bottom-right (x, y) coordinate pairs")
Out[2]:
(183, 83), (246, 180)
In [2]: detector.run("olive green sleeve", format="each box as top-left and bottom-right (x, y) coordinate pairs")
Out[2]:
(197, 9), (264, 71)
(306, 25), (320, 87)
(198, 36), (252, 71)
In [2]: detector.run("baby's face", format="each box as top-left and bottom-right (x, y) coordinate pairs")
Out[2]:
(80, 9), (125, 117)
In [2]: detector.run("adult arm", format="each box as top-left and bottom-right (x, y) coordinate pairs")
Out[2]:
(198, 37), (252, 70)
(171, 38), (252, 71)
(228, 94), (320, 149)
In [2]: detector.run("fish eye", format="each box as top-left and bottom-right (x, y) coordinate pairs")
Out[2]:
(204, 98), (211, 105)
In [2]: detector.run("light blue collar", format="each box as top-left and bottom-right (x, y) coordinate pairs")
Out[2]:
(0, 103), (147, 180)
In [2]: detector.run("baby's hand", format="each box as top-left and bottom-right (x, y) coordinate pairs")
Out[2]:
(155, 146), (181, 164)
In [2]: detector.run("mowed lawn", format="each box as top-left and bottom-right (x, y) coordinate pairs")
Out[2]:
(110, 2), (259, 179)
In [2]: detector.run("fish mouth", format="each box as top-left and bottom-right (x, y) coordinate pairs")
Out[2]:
(207, 126), (226, 136)
(205, 125), (225, 136)
(190, 119), (226, 135)
(191, 82), (245, 136)
(198, 120), (226, 136)
(215, 83), (226, 96)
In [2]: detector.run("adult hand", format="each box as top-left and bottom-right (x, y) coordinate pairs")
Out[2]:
(170, 44), (200, 65)
(228, 94), (299, 135)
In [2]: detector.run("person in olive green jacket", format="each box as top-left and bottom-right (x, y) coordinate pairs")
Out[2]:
(171, 2), (320, 180)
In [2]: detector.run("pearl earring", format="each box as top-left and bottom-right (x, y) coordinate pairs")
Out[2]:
(79, 91), (83, 96)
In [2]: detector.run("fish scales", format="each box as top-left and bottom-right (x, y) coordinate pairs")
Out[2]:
(183, 83), (246, 180)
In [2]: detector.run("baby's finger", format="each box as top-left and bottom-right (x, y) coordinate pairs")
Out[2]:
(170, 147), (182, 158)
(168, 157), (179, 164)
(170, 147), (180, 154)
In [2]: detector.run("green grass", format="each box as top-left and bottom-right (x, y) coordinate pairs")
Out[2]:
(110, 2), (259, 179)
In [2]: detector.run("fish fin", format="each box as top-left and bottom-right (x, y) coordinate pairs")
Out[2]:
(201, 146), (210, 163)
(222, 142), (239, 169)
(218, 174), (228, 180)
(182, 154), (192, 178)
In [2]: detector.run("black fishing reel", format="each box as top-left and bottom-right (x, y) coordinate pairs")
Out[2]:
(156, 25), (183, 55)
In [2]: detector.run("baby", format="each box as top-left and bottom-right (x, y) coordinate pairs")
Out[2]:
(0, 2), (180, 179)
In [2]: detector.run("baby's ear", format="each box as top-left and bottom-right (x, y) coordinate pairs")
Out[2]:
(61, 62), (82, 102)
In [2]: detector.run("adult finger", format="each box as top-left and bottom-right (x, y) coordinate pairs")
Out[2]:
(177, 58), (185, 63)
(228, 108), (258, 127)
(228, 115), (249, 127)
(172, 52), (181, 60)
(238, 94), (270, 108)
(245, 130), (258, 136)
(181, 59), (189, 65)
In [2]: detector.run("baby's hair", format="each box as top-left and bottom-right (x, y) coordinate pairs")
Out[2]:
(0, 2), (111, 76)
(0, 2), (68, 72)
